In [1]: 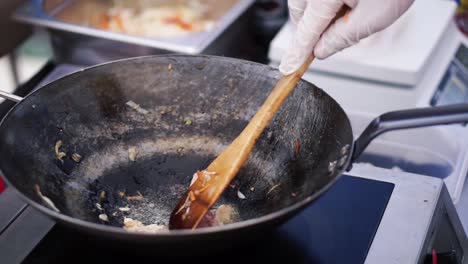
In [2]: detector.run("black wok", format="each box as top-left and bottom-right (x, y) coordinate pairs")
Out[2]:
(0, 55), (467, 254)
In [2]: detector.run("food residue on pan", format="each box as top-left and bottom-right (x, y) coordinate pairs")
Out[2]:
(197, 204), (240, 228)
(266, 183), (282, 196)
(121, 203), (239, 234)
(176, 147), (185, 157)
(126, 100), (149, 114)
(99, 213), (109, 222)
(34, 184), (60, 212)
(173, 170), (217, 220)
(99, 191), (107, 202)
(128, 146), (138, 161)
(214, 204), (239, 225)
(184, 119), (192, 126)
(237, 190), (246, 199)
(119, 207), (131, 212)
(127, 191), (144, 201)
(123, 218), (168, 233)
(71, 153), (82, 163)
(54, 140), (67, 161)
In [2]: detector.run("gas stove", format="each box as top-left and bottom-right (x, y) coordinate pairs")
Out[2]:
(0, 63), (467, 264)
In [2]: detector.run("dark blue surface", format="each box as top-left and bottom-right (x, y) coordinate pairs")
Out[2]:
(263, 175), (395, 263)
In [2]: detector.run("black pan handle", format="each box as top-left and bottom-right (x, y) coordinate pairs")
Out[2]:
(351, 103), (468, 164)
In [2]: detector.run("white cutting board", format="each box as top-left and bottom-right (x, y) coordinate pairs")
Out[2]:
(268, 0), (458, 86)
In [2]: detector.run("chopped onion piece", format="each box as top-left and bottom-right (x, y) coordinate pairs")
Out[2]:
(190, 173), (198, 186)
(128, 147), (138, 161)
(123, 218), (167, 233)
(126, 100), (149, 114)
(99, 214), (109, 222)
(119, 207), (130, 212)
(54, 140), (66, 160)
(237, 190), (246, 199)
(34, 184), (60, 212)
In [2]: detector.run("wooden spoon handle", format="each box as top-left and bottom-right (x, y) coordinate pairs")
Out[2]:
(168, 54), (315, 229)
(202, 54), (316, 191)
(209, 53), (316, 170)
(243, 53), (316, 140)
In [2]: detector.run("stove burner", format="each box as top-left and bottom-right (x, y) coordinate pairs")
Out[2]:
(0, 175), (392, 264)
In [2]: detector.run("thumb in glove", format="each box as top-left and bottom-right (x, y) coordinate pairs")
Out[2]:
(279, 0), (414, 75)
(314, 0), (415, 59)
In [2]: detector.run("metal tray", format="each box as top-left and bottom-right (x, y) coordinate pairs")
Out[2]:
(13, 0), (254, 55)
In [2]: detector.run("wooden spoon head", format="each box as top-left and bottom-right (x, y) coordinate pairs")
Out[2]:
(169, 168), (232, 229)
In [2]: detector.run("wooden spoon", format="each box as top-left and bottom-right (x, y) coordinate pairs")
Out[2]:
(168, 53), (315, 230)
(168, 4), (351, 230)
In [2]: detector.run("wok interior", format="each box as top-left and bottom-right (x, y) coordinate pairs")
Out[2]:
(0, 56), (352, 230)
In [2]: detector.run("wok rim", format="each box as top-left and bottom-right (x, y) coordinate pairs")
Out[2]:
(0, 54), (354, 237)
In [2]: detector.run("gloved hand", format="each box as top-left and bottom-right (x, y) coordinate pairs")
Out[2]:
(279, 0), (415, 75)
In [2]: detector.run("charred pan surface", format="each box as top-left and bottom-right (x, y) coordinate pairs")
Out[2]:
(0, 55), (352, 231)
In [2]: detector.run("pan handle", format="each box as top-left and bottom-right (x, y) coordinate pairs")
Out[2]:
(350, 103), (468, 164)
(0, 90), (23, 103)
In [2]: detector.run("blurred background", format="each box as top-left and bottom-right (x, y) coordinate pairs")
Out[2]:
(0, 0), (289, 103)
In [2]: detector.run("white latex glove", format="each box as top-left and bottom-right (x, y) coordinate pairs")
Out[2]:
(279, 0), (415, 75)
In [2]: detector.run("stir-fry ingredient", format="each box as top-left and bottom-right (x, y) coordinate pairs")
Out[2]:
(190, 173), (198, 186)
(126, 100), (149, 114)
(34, 184), (60, 212)
(128, 146), (138, 161)
(127, 191), (144, 201)
(123, 218), (167, 233)
(214, 204), (239, 225)
(189, 191), (196, 202)
(190, 170), (216, 187)
(54, 140), (66, 161)
(237, 190), (246, 199)
(122, 203), (238, 233)
(119, 207), (131, 212)
(99, 214), (109, 222)
(175, 170), (218, 219)
(266, 183), (282, 196)
(99, 191), (107, 202)
(198, 204), (240, 227)
(71, 153), (82, 163)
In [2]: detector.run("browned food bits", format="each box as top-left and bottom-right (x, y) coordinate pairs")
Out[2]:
(55, 140), (66, 160)
(71, 153), (82, 163)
